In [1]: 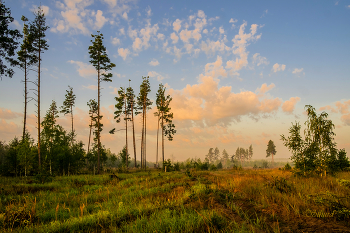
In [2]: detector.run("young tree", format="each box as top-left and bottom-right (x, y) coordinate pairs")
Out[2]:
(17, 16), (37, 141)
(29, 6), (49, 169)
(213, 147), (220, 162)
(281, 105), (343, 177)
(248, 144), (253, 161)
(137, 76), (152, 169)
(221, 149), (229, 168)
(155, 83), (175, 167)
(266, 140), (276, 164)
(88, 31), (116, 174)
(41, 100), (59, 174)
(87, 99), (98, 154)
(112, 87), (131, 169)
(206, 148), (214, 164)
(0, 0), (22, 79)
(60, 86), (76, 144)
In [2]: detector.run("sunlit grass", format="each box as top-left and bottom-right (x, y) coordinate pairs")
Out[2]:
(0, 168), (349, 232)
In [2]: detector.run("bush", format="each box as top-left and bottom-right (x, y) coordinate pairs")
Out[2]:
(216, 162), (223, 170)
(284, 163), (292, 170)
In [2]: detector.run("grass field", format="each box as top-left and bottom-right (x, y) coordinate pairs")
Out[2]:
(0, 168), (350, 232)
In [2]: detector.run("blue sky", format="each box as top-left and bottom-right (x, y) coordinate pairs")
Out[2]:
(1, 0), (350, 162)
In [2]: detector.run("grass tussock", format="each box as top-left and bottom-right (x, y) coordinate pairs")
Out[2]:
(0, 168), (349, 232)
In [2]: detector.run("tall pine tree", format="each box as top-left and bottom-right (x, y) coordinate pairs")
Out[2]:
(88, 31), (115, 174)
(60, 86), (76, 144)
(29, 6), (49, 169)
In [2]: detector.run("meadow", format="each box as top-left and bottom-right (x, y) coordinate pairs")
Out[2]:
(0, 168), (350, 233)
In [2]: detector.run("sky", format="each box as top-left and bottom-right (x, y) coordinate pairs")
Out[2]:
(1, 0), (350, 163)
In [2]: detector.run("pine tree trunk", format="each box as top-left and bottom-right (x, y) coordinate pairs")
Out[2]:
(132, 102), (136, 168)
(125, 100), (128, 169)
(141, 110), (144, 169)
(97, 60), (101, 174)
(23, 59), (27, 141)
(37, 36), (41, 169)
(156, 112), (160, 167)
(144, 102), (147, 170)
(71, 105), (74, 145)
(162, 113), (164, 167)
(88, 119), (92, 154)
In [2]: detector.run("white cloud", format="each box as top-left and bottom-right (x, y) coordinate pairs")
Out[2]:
(122, 12), (128, 20)
(282, 97), (300, 113)
(149, 59), (159, 66)
(203, 29), (208, 34)
(170, 32), (179, 44)
(252, 53), (269, 66)
(272, 63), (286, 72)
(226, 22), (262, 75)
(148, 71), (164, 81)
(31, 5), (50, 16)
(68, 60), (96, 78)
(132, 22), (159, 51)
(83, 85), (98, 90)
(157, 33), (165, 40)
(204, 56), (227, 79)
(10, 20), (21, 30)
(256, 83), (275, 95)
(111, 36), (120, 45)
(119, 28), (125, 35)
(292, 68), (304, 76)
(219, 26), (225, 34)
(229, 18), (238, 28)
(95, 10), (108, 29)
(173, 19), (182, 32)
(208, 16), (219, 23)
(118, 48), (130, 60)
(201, 39), (230, 55)
(146, 6), (152, 17)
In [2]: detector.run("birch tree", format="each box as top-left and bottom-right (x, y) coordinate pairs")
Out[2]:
(88, 31), (115, 174)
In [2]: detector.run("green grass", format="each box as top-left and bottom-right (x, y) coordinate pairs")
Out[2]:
(0, 169), (350, 232)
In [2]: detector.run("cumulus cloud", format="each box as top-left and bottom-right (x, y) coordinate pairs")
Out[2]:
(272, 63), (286, 72)
(170, 32), (179, 44)
(256, 83), (275, 95)
(0, 108), (22, 119)
(68, 60), (96, 78)
(226, 22), (262, 75)
(201, 39), (230, 55)
(204, 56), (227, 79)
(229, 18), (238, 28)
(252, 53), (269, 66)
(118, 48), (130, 60)
(148, 71), (164, 81)
(173, 19), (182, 32)
(111, 36), (120, 45)
(219, 26), (225, 34)
(10, 20), (21, 30)
(132, 22), (159, 51)
(320, 100), (350, 125)
(122, 12), (128, 20)
(149, 59), (159, 66)
(94, 10), (108, 29)
(282, 97), (301, 113)
(51, 1), (92, 35)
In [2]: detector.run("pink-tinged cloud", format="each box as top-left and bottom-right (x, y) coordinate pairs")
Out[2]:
(282, 97), (301, 113)
(319, 105), (338, 113)
(68, 60), (96, 78)
(256, 83), (275, 95)
(168, 76), (283, 126)
(0, 108), (22, 119)
(320, 100), (350, 125)
(341, 114), (350, 126)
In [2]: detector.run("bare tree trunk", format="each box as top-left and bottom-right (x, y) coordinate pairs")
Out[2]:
(141, 110), (144, 169)
(162, 113), (164, 166)
(38, 41), (41, 169)
(87, 119), (92, 154)
(125, 99), (128, 169)
(97, 61), (101, 174)
(23, 59), (27, 141)
(144, 103), (147, 169)
(156, 112), (160, 167)
(71, 105), (74, 145)
(131, 102), (136, 168)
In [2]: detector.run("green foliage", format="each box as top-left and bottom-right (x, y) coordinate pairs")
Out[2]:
(217, 161), (223, 169)
(118, 146), (131, 168)
(281, 105), (349, 177)
(261, 160), (269, 168)
(266, 140), (276, 158)
(0, 0), (22, 78)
